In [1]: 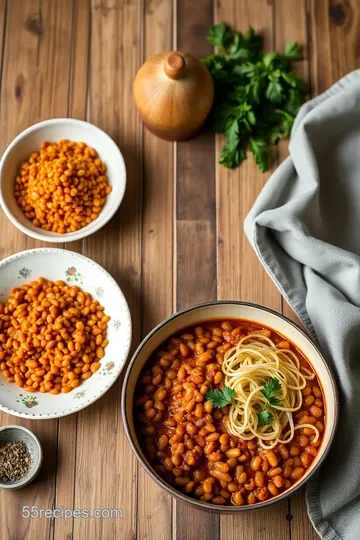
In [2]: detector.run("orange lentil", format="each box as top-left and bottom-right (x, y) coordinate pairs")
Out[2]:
(0, 277), (110, 393)
(14, 140), (112, 234)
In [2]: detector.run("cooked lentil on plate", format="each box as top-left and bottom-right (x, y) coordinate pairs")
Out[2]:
(134, 319), (325, 506)
(0, 277), (110, 394)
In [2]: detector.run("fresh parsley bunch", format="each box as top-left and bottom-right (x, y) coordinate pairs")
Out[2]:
(203, 22), (308, 172)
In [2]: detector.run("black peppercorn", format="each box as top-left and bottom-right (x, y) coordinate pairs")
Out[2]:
(0, 441), (32, 481)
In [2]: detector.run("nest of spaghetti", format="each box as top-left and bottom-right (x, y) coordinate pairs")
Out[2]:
(223, 333), (320, 450)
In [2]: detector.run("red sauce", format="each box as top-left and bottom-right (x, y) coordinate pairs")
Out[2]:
(134, 318), (326, 506)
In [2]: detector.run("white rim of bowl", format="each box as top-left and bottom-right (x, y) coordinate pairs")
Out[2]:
(122, 300), (339, 512)
(0, 424), (43, 488)
(0, 248), (132, 419)
(0, 118), (126, 243)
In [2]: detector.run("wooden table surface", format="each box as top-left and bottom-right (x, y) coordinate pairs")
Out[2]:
(0, 0), (356, 539)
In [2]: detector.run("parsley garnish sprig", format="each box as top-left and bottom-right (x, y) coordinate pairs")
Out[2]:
(257, 409), (274, 426)
(203, 22), (308, 172)
(205, 386), (234, 408)
(261, 376), (281, 407)
(205, 377), (282, 427)
(257, 377), (282, 425)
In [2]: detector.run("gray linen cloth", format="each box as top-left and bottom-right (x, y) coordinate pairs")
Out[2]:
(244, 69), (360, 540)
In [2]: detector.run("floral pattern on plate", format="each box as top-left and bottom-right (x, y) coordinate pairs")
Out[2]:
(18, 267), (31, 279)
(94, 286), (104, 298)
(16, 395), (39, 408)
(103, 361), (115, 374)
(112, 320), (121, 331)
(74, 391), (86, 400)
(65, 266), (83, 285)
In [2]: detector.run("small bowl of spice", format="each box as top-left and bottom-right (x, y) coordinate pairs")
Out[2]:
(0, 425), (43, 489)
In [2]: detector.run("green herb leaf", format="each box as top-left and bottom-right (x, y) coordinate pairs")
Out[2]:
(284, 42), (303, 60)
(261, 377), (281, 406)
(249, 138), (270, 173)
(283, 88), (303, 117)
(206, 22), (233, 52)
(268, 125), (283, 145)
(266, 79), (283, 103)
(257, 409), (274, 425)
(276, 108), (296, 137)
(218, 120), (247, 169)
(281, 71), (308, 92)
(219, 143), (247, 169)
(227, 27), (263, 61)
(262, 51), (277, 68)
(203, 23), (308, 172)
(205, 386), (235, 408)
(233, 62), (256, 77)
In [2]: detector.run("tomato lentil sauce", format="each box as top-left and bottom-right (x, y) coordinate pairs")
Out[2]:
(134, 319), (326, 506)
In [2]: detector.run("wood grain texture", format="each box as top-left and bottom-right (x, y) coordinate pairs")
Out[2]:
(52, 2), (88, 539)
(273, 1), (319, 537)
(72, 1), (142, 540)
(174, 1), (218, 539)
(309, 0), (360, 95)
(52, 416), (77, 540)
(215, 0), (281, 307)
(275, 0), (309, 162)
(215, 1), (288, 539)
(175, 0), (216, 309)
(0, 0), (6, 62)
(68, 0), (90, 121)
(0, 2), (73, 540)
(137, 1), (174, 539)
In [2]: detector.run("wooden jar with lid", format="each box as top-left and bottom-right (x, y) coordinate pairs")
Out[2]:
(133, 51), (214, 141)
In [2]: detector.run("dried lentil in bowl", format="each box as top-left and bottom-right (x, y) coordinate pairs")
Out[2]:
(14, 140), (112, 234)
(134, 319), (326, 506)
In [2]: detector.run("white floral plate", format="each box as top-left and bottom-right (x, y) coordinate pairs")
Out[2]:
(0, 248), (132, 419)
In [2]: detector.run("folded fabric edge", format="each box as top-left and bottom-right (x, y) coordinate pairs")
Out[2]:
(291, 69), (360, 138)
(307, 478), (342, 540)
(245, 221), (316, 338)
(244, 224), (342, 540)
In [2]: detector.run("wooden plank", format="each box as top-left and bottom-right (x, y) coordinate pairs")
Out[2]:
(64, 0), (90, 260)
(137, 1), (174, 539)
(273, 1), (319, 538)
(174, 1), (217, 539)
(52, 2), (89, 539)
(72, 1), (143, 539)
(0, 0), (72, 151)
(215, 2), (281, 310)
(309, 0), (360, 96)
(68, 0), (90, 121)
(0, 0), (6, 66)
(215, 1), (288, 539)
(275, 0), (309, 159)
(0, 2), (73, 540)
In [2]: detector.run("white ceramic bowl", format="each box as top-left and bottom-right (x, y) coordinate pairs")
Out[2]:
(122, 301), (338, 512)
(0, 425), (43, 489)
(0, 248), (132, 419)
(0, 118), (126, 242)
